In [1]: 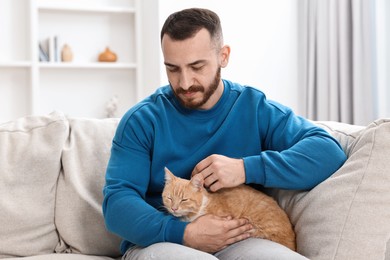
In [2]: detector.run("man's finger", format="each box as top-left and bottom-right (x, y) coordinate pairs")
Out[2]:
(209, 180), (222, 192)
(191, 156), (213, 177)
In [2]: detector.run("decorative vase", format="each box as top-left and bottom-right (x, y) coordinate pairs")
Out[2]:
(98, 47), (117, 62)
(61, 44), (73, 62)
(106, 95), (119, 118)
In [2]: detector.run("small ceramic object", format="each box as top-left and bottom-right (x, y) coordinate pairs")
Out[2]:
(106, 95), (119, 118)
(98, 47), (117, 62)
(61, 44), (73, 62)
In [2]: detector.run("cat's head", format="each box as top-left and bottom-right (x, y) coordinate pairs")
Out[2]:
(162, 167), (206, 220)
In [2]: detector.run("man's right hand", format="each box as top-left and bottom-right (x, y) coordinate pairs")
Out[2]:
(183, 214), (253, 253)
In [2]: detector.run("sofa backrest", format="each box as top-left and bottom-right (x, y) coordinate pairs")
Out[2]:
(314, 120), (365, 156)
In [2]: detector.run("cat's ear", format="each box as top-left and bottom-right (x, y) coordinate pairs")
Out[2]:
(190, 174), (204, 191)
(164, 167), (175, 183)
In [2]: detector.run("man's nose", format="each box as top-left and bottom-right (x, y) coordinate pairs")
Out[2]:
(179, 70), (193, 90)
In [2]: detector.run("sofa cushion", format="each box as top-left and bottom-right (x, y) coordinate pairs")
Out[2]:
(277, 119), (390, 259)
(1, 254), (120, 260)
(55, 117), (122, 257)
(0, 111), (68, 258)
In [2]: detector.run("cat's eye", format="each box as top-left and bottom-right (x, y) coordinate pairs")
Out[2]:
(181, 199), (188, 202)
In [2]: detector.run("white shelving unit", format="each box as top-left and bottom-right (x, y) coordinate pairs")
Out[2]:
(0, 0), (142, 122)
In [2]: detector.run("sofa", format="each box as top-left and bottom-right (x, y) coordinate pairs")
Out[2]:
(0, 111), (389, 260)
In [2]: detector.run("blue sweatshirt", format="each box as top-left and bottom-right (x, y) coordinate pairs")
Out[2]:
(102, 79), (346, 253)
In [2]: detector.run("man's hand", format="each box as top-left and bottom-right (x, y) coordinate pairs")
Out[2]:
(183, 214), (253, 253)
(192, 154), (245, 192)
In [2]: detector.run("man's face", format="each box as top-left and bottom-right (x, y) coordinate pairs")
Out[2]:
(161, 28), (229, 110)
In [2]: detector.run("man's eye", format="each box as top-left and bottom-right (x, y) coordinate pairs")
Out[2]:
(167, 67), (179, 72)
(192, 66), (204, 71)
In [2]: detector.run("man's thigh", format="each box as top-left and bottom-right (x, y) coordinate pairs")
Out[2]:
(122, 242), (218, 260)
(215, 238), (309, 260)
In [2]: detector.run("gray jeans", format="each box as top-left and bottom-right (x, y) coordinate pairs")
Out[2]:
(122, 238), (309, 260)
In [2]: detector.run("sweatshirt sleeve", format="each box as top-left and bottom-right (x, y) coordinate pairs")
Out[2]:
(243, 100), (347, 190)
(102, 111), (188, 252)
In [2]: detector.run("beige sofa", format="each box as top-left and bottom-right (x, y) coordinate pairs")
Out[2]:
(0, 111), (389, 260)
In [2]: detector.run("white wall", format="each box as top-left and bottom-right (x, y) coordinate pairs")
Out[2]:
(148, 0), (300, 113)
(138, 0), (160, 99)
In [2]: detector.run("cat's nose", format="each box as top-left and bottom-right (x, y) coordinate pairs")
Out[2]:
(171, 207), (178, 212)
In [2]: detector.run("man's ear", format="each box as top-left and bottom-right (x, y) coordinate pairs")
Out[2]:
(220, 44), (231, 68)
(190, 174), (204, 191)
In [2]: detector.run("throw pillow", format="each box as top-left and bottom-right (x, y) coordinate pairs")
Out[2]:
(55, 117), (122, 257)
(0, 111), (68, 258)
(279, 119), (390, 259)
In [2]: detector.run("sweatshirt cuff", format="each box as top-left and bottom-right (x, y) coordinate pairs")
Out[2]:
(165, 218), (189, 244)
(243, 155), (266, 185)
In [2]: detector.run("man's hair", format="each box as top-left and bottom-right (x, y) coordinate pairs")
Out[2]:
(160, 8), (223, 48)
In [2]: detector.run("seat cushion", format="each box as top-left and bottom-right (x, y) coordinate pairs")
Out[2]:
(1, 254), (120, 260)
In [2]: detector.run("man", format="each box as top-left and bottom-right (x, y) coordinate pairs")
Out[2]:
(103, 7), (346, 259)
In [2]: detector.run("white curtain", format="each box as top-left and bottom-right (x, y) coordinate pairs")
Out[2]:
(298, 0), (377, 125)
(376, 0), (390, 119)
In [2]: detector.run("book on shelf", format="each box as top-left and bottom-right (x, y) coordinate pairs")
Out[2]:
(38, 35), (60, 62)
(38, 42), (49, 62)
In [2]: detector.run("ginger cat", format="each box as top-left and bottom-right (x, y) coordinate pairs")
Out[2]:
(162, 168), (296, 251)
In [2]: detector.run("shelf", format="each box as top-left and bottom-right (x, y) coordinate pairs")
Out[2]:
(38, 62), (137, 69)
(0, 61), (32, 68)
(37, 4), (136, 14)
(1, 0), (141, 122)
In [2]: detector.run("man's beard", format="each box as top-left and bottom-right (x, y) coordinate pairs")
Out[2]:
(172, 67), (221, 109)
